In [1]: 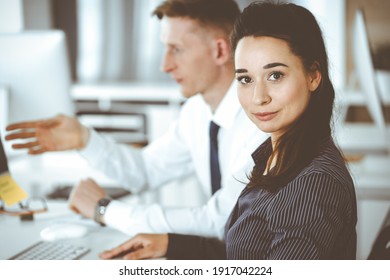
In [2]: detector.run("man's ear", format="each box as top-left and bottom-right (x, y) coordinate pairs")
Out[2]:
(213, 37), (231, 65)
(308, 62), (322, 92)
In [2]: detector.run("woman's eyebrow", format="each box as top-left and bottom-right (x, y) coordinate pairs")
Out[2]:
(263, 62), (288, 69)
(235, 68), (248, 74)
(235, 62), (288, 73)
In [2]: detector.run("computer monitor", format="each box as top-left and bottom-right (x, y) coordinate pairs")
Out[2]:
(0, 134), (9, 175)
(0, 30), (75, 154)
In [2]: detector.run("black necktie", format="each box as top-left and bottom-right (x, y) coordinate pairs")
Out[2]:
(209, 121), (221, 194)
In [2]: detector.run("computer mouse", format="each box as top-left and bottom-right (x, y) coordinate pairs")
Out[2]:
(40, 223), (88, 241)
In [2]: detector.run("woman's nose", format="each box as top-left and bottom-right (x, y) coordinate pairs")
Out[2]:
(253, 83), (271, 105)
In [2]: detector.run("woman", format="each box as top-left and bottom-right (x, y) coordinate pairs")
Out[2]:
(100, 1), (357, 260)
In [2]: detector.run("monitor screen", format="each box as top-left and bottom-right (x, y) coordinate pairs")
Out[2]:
(0, 31), (75, 154)
(0, 135), (9, 174)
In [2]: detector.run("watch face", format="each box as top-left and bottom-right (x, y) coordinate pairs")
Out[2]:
(98, 198), (111, 214)
(95, 198), (112, 225)
(99, 205), (106, 215)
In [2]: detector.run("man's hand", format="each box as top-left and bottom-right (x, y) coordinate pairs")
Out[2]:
(5, 114), (89, 154)
(68, 178), (106, 220)
(99, 234), (169, 260)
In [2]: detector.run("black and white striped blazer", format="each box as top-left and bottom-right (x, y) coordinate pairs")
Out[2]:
(167, 137), (357, 260)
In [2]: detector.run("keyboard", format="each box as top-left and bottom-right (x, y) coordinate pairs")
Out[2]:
(9, 241), (90, 260)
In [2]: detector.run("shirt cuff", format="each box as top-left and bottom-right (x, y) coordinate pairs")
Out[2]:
(103, 200), (135, 230)
(78, 129), (106, 162)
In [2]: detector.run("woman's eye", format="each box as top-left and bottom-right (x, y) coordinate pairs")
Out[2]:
(237, 76), (252, 85)
(268, 71), (284, 81)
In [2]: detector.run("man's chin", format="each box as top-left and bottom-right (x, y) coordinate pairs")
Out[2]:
(180, 90), (197, 99)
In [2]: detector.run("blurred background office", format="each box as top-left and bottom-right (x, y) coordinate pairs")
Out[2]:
(0, 0), (389, 259)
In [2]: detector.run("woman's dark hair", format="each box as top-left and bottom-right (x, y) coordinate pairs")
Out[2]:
(231, 1), (336, 190)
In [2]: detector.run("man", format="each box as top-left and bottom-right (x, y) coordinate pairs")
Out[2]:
(6, 0), (266, 239)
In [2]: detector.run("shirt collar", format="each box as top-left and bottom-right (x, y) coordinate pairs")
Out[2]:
(211, 81), (241, 130)
(251, 137), (272, 168)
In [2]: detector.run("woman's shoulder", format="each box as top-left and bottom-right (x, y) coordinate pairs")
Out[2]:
(297, 138), (354, 191)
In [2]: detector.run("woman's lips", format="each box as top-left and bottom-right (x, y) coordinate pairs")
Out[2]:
(253, 111), (277, 121)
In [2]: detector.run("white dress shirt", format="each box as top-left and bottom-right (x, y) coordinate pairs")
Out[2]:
(79, 82), (268, 239)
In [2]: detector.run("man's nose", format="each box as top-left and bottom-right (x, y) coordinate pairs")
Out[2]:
(160, 51), (175, 73)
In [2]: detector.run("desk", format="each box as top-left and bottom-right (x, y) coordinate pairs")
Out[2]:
(8, 151), (119, 196)
(0, 200), (131, 260)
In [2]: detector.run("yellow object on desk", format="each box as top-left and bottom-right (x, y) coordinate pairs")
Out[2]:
(0, 172), (27, 206)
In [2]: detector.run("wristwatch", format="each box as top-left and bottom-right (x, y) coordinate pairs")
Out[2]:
(94, 197), (112, 226)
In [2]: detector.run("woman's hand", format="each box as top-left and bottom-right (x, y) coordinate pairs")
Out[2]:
(100, 234), (169, 260)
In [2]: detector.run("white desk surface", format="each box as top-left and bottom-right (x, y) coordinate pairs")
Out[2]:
(7, 151), (119, 195)
(0, 201), (131, 260)
(2, 152), (135, 260)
